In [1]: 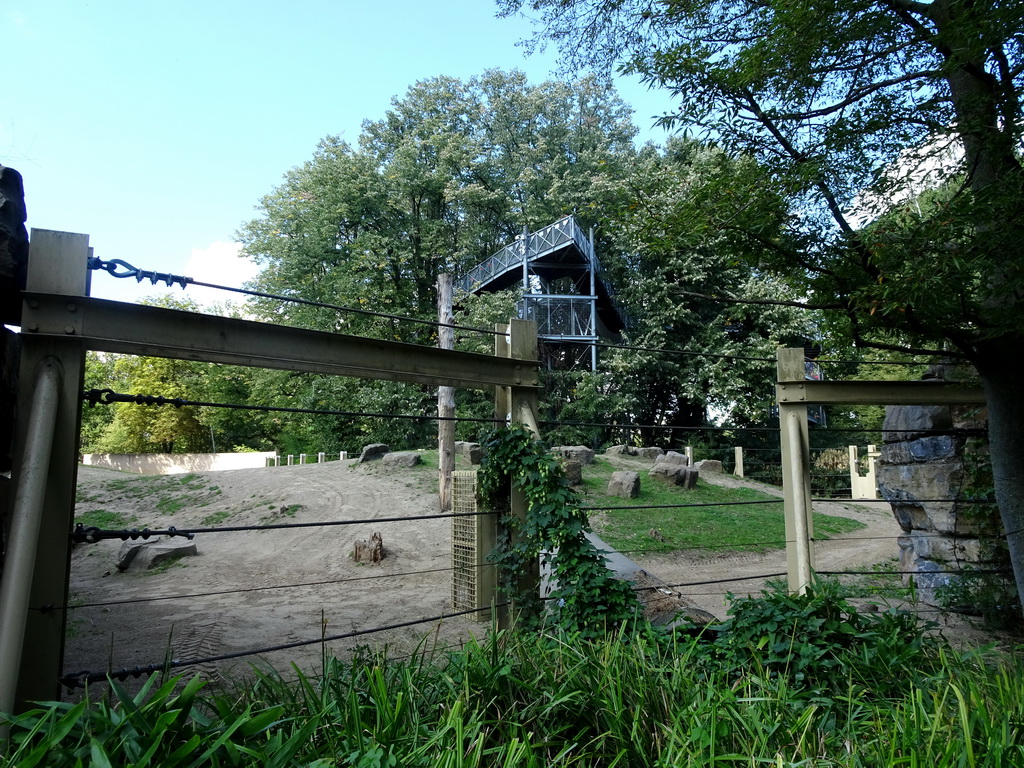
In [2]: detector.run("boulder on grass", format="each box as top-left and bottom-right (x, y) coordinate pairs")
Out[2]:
(649, 464), (698, 489)
(694, 459), (723, 474)
(562, 459), (584, 486)
(552, 445), (596, 464)
(654, 451), (689, 468)
(606, 445), (637, 456)
(607, 470), (640, 498)
(637, 447), (664, 460)
(382, 451), (421, 468)
(455, 441), (483, 464)
(359, 443), (391, 463)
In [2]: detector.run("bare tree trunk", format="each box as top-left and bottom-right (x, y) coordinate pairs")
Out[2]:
(437, 274), (455, 512)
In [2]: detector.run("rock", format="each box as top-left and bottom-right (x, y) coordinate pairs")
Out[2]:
(359, 443), (391, 463)
(636, 447), (664, 460)
(694, 459), (723, 474)
(607, 470), (640, 498)
(116, 540), (147, 572)
(654, 451), (688, 467)
(353, 532), (384, 563)
(552, 445), (596, 464)
(606, 445), (637, 456)
(649, 464), (698, 489)
(882, 405), (952, 443)
(562, 459), (583, 486)
(382, 451), (421, 468)
(455, 441), (483, 464)
(118, 538), (198, 571)
(879, 397), (1001, 605)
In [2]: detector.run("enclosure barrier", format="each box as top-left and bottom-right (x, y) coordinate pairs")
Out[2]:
(774, 347), (985, 593)
(1, 229), (540, 712)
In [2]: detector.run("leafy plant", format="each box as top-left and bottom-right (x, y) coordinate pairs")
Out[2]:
(479, 425), (640, 636)
(711, 579), (938, 699)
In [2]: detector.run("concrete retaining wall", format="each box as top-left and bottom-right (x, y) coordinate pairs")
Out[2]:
(82, 451), (278, 475)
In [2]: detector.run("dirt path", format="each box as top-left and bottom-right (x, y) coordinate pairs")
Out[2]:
(64, 456), (904, 689)
(624, 467), (899, 617)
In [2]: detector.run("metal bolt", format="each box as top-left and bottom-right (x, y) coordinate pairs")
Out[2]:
(27, 322), (39, 332)
(66, 303), (77, 312)
(64, 325), (75, 335)
(28, 300), (39, 309)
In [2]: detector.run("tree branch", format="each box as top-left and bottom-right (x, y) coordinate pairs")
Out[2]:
(772, 69), (938, 120)
(672, 287), (844, 311)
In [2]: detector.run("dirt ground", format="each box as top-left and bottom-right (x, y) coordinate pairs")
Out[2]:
(63, 454), (996, 693)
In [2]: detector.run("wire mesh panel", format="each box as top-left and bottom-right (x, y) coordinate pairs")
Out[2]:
(451, 470), (479, 611)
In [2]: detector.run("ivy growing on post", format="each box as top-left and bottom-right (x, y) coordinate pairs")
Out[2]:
(479, 425), (640, 637)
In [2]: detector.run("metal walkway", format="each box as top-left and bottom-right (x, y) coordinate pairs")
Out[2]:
(458, 217), (625, 346)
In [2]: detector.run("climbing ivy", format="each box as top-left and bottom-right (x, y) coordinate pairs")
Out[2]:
(479, 425), (640, 637)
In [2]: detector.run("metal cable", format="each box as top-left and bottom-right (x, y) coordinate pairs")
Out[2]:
(71, 510), (487, 543)
(59, 603), (506, 688)
(42, 563), (490, 612)
(82, 389), (502, 426)
(87, 257), (502, 338)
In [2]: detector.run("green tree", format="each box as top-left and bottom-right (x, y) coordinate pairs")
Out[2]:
(498, 0), (1024, 607)
(563, 138), (814, 448)
(237, 71), (642, 451)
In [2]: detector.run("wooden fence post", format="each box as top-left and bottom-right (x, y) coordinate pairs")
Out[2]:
(777, 347), (814, 594)
(437, 274), (455, 514)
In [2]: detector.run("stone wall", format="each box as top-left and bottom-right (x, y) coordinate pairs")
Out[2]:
(83, 451), (279, 475)
(876, 369), (1003, 604)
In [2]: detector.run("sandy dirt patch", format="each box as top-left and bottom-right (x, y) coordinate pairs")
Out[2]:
(64, 454), (996, 691)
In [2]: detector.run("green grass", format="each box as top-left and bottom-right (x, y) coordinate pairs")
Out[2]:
(88, 473), (222, 517)
(582, 456), (865, 553)
(4, 616), (1023, 767)
(200, 509), (234, 525)
(73, 508), (137, 529)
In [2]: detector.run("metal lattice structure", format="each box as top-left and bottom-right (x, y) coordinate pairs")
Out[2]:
(457, 217), (591, 293)
(457, 216), (625, 369)
(519, 295), (595, 338)
(451, 470), (480, 612)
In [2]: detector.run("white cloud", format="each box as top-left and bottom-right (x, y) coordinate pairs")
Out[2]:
(182, 241), (262, 311)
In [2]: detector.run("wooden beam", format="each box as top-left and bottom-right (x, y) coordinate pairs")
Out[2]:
(21, 293), (537, 391)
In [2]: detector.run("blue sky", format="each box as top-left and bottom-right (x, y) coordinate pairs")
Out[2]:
(4, 1), (676, 308)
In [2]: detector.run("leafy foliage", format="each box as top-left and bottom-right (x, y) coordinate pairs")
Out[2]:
(7, 622), (1023, 766)
(712, 579), (938, 699)
(479, 425), (640, 635)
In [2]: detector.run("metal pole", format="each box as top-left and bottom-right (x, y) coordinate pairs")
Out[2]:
(0, 359), (63, 730)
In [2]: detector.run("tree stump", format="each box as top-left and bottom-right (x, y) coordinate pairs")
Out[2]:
(353, 532), (384, 563)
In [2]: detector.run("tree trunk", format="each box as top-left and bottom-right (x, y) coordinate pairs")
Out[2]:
(977, 339), (1024, 616)
(437, 274), (455, 512)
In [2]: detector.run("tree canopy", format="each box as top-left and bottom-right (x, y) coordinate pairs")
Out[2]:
(498, 0), (1024, 611)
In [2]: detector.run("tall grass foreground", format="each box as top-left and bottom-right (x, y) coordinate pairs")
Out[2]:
(3, 583), (1023, 766)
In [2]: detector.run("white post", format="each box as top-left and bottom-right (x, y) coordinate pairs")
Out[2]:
(684, 446), (693, 465)
(734, 446), (744, 478)
(778, 348), (815, 595)
(318, 452), (325, 463)
(287, 455), (294, 466)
